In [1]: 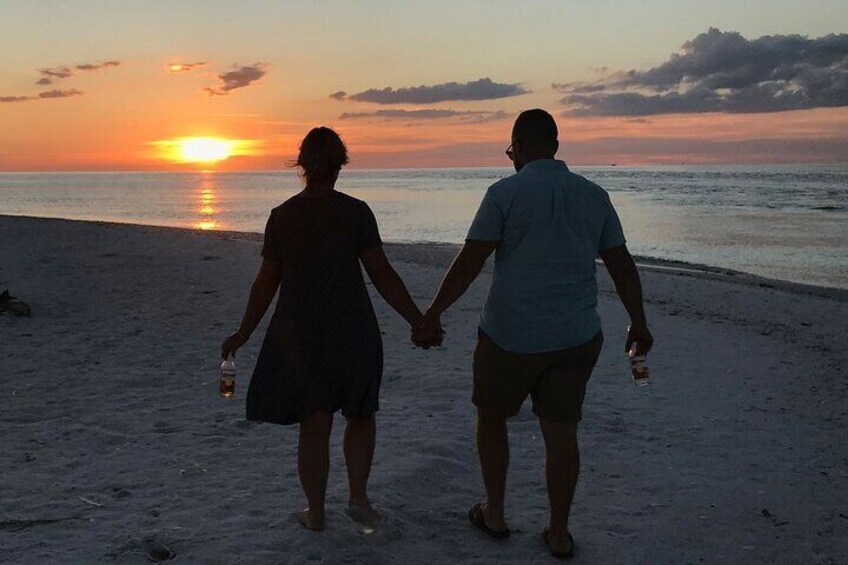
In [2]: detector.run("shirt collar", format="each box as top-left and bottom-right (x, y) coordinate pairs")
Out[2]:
(519, 159), (569, 174)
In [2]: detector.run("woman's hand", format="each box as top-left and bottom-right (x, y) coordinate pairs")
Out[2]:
(412, 312), (445, 349)
(221, 330), (248, 360)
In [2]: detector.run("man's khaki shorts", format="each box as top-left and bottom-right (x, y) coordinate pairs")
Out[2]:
(472, 329), (604, 423)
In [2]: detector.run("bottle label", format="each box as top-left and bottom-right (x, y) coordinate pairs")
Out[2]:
(220, 373), (235, 396)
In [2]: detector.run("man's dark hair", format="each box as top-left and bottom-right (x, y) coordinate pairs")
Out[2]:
(513, 109), (558, 148)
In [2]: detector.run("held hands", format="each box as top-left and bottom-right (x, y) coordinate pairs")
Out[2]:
(220, 329), (248, 360)
(411, 311), (445, 349)
(626, 323), (654, 355)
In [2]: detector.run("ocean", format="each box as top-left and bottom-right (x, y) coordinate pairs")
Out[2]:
(1, 164), (846, 289)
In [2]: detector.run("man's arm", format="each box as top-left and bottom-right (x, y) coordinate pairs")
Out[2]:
(360, 246), (423, 327)
(599, 244), (653, 353)
(416, 240), (497, 344)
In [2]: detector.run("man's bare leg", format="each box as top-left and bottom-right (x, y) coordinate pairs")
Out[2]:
(476, 411), (509, 531)
(344, 415), (381, 526)
(297, 411), (333, 531)
(539, 417), (579, 553)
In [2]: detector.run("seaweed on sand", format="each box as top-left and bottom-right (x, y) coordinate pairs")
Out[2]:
(0, 289), (31, 317)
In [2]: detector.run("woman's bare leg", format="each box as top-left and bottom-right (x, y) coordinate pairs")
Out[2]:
(344, 415), (381, 525)
(298, 411), (333, 531)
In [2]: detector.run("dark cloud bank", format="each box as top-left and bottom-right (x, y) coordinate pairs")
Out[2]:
(556, 28), (848, 116)
(331, 78), (529, 104)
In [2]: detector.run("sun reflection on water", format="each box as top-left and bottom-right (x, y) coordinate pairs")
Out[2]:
(193, 173), (222, 230)
(195, 219), (218, 230)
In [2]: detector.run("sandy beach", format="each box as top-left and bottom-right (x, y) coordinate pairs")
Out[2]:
(1, 214), (846, 564)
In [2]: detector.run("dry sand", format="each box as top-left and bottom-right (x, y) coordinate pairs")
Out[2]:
(1, 214), (846, 564)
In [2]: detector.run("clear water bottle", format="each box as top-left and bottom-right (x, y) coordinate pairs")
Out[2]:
(219, 354), (235, 397)
(628, 342), (650, 386)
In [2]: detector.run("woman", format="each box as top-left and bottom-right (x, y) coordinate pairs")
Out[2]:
(220, 127), (432, 531)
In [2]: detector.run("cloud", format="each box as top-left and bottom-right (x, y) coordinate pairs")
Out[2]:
(204, 63), (267, 96)
(38, 89), (83, 99)
(36, 66), (73, 85)
(556, 28), (848, 116)
(75, 61), (120, 71)
(464, 110), (511, 124)
(10, 59), (116, 99)
(332, 78), (529, 104)
(1, 89), (83, 103)
(35, 61), (120, 85)
(552, 82), (608, 94)
(168, 61), (206, 73)
(1, 95), (34, 103)
(339, 108), (510, 123)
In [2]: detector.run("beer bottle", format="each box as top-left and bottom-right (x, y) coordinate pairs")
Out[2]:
(219, 354), (235, 397)
(628, 342), (650, 386)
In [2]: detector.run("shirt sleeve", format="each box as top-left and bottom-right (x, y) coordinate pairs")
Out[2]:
(358, 202), (383, 251)
(599, 192), (627, 251)
(466, 187), (505, 241)
(260, 211), (282, 262)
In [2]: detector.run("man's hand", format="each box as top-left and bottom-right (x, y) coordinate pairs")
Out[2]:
(412, 313), (444, 349)
(221, 330), (248, 360)
(626, 324), (653, 355)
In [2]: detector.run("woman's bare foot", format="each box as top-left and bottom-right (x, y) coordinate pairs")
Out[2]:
(347, 499), (383, 528)
(543, 528), (575, 558)
(297, 508), (325, 532)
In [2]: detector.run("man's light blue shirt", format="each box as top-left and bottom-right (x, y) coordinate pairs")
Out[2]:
(466, 159), (626, 353)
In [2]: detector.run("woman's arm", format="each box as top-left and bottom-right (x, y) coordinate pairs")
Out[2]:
(359, 247), (423, 327)
(220, 259), (282, 358)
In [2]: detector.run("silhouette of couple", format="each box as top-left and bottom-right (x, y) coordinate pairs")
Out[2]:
(220, 109), (653, 559)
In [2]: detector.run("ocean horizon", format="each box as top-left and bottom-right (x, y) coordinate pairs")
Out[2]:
(2, 163), (846, 290)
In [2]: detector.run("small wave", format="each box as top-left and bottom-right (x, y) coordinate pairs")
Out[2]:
(810, 205), (846, 211)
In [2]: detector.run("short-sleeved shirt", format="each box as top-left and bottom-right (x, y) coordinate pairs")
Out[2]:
(466, 159), (626, 353)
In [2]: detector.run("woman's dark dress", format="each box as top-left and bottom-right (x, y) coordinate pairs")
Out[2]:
(246, 191), (383, 425)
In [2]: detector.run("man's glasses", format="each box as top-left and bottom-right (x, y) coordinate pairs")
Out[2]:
(505, 144), (514, 161)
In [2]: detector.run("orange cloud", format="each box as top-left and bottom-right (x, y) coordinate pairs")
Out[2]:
(168, 61), (206, 73)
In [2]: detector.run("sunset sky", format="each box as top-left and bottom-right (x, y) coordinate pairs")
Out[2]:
(1, 0), (847, 171)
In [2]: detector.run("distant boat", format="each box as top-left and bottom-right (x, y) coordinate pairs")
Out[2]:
(610, 163), (617, 167)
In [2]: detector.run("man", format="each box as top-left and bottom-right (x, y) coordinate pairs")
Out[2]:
(414, 109), (653, 559)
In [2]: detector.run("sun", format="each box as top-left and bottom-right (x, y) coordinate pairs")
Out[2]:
(178, 138), (233, 163)
(152, 136), (256, 166)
